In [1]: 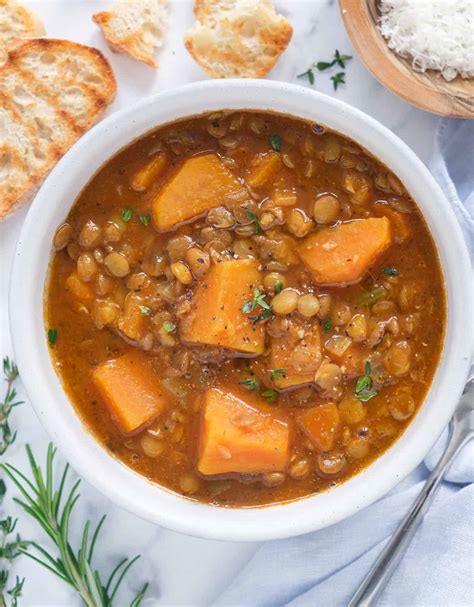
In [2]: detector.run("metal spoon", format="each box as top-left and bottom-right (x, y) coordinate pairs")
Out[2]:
(349, 379), (474, 607)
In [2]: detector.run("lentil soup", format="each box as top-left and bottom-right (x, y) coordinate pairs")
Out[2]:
(46, 111), (445, 507)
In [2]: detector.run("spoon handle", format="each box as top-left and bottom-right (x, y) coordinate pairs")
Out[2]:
(348, 415), (472, 607)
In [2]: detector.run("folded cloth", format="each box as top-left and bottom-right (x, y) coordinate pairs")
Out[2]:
(214, 118), (474, 607)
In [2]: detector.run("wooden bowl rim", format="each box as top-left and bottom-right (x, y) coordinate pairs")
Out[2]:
(339, 0), (474, 118)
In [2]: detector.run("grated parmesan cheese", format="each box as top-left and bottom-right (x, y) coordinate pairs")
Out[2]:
(378, 0), (474, 81)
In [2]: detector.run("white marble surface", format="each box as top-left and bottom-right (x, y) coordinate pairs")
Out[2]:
(0, 1), (442, 605)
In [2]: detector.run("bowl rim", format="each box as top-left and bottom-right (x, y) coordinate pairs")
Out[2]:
(9, 79), (474, 541)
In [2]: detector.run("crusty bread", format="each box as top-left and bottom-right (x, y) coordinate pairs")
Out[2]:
(0, 38), (116, 221)
(0, 0), (45, 63)
(93, 0), (169, 67)
(184, 0), (293, 78)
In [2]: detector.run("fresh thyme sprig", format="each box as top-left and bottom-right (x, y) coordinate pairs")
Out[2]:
(355, 361), (378, 402)
(1, 358), (23, 456)
(242, 288), (274, 329)
(0, 357), (27, 607)
(2, 444), (148, 607)
(297, 49), (352, 90)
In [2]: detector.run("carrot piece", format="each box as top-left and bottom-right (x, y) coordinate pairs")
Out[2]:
(297, 403), (340, 452)
(198, 387), (291, 476)
(180, 259), (265, 355)
(297, 217), (392, 286)
(373, 202), (411, 243)
(92, 351), (168, 434)
(246, 152), (282, 189)
(151, 153), (244, 231)
(130, 152), (167, 191)
(65, 272), (94, 302)
(270, 325), (322, 389)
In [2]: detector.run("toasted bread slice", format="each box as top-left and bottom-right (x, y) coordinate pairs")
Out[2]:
(0, 0), (45, 63)
(184, 0), (293, 78)
(0, 38), (116, 221)
(93, 0), (169, 67)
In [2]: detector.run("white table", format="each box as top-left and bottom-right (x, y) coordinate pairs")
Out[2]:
(0, 1), (441, 605)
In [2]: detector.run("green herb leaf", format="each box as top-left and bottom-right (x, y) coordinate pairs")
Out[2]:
(270, 368), (286, 380)
(240, 378), (259, 392)
(121, 207), (133, 222)
(383, 267), (400, 276)
(245, 210), (261, 235)
(323, 319), (332, 333)
(274, 280), (283, 294)
(138, 214), (151, 226)
(242, 288), (271, 317)
(316, 60), (335, 71)
(261, 389), (278, 403)
(139, 306), (152, 315)
(334, 49), (352, 68)
(47, 328), (57, 346)
(162, 321), (176, 333)
(330, 72), (346, 90)
(270, 134), (282, 152)
(357, 390), (378, 402)
(355, 360), (377, 402)
(297, 68), (315, 85)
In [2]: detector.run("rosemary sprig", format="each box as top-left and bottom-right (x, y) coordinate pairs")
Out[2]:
(2, 444), (148, 607)
(1, 358), (23, 456)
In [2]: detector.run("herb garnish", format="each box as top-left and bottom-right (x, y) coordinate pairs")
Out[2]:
(262, 389), (278, 403)
(355, 361), (377, 402)
(139, 306), (152, 315)
(1, 358), (23, 456)
(0, 357), (27, 606)
(2, 444), (149, 607)
(242, 288), (272, 314)
(240, 378), (259, 392)
(245, 210), (261, 235)
(330, 72), (346, 91)
(383, 267), (400, 276)
(270, 368), (286, 381)
(163, 321), (176, 333)
(270, 134), (282, 152)
(242, 289), (274, 329)
(47, 328), (58, 346)
(274, 280), (283, 294)
(323, 319), (332, 333)
(297, 50), (352, 90)
(121, 208), (133, 222)
(138, 214), (151, 226)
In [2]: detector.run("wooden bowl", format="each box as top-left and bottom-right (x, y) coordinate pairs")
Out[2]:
(339, 0), (474, 118)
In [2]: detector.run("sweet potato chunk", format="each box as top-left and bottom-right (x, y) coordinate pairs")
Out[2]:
(152, 153), (243, 230)
(92, 351), (168, 434)
(297, 218), (392, 285)
(270, 324), (322, 389)
(246, 152), (282, 189)
(198, 387), (291, 475)
(130, 153), (167, 191)
(180, 259), (265, 354)
(297, 403), (340, 452)
(373, 202), (411, 243)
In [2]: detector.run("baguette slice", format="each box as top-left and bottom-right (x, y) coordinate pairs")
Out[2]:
(0, 38), (116, 221)
(0, 0), (45, 63)
(93, 0), (169, 67)
(184, 0), (293, 78)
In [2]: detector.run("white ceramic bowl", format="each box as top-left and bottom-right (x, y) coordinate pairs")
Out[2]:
(10, 80), (473, 541)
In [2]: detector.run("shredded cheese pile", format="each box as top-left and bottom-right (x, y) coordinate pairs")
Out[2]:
(378, 0), (474, 81)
